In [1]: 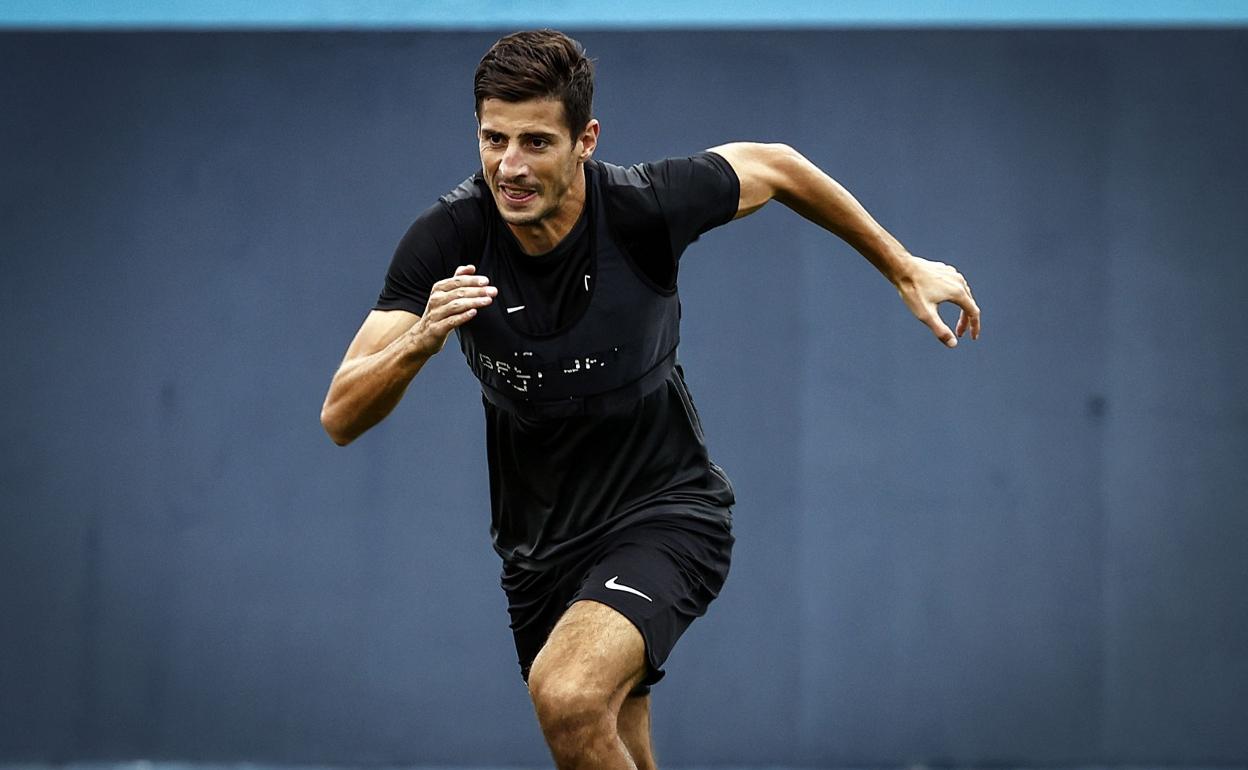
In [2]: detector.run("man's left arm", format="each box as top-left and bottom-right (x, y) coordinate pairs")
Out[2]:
(708, 142), (981, 348)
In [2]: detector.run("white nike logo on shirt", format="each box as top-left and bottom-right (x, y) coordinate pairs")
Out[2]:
(604, 576), (652, 602)
(506, 305), (526, 313)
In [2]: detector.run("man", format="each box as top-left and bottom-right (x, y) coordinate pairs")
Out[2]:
(322, 29), (979, 769)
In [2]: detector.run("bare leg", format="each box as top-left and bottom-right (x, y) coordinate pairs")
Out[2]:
(618, 692), (657, 770)
(527, 599), (648, 770)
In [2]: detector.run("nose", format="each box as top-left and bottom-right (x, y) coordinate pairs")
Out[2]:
(498, 143), (527, 179)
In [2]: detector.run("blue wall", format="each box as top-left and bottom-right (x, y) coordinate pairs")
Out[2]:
(2, 29), (1245, 766)
(5, 0), (1248, 27)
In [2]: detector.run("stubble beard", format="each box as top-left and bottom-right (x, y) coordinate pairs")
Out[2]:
(493, 153), (577, 228)
(495, 178), (564, 228)
(498, 200), (551, 227)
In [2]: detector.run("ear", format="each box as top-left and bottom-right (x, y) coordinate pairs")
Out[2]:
(577, 118), (600, 162)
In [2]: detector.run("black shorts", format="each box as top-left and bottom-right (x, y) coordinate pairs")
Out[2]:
(500, 513), (734, 690)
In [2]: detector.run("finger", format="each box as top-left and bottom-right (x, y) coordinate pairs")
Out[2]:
(919, 307), (957, 348)
(433, 275), (491, 291)
(423, 303), (484, 343)
(437, 306), (479, 330)
(454, 264), (476, 276)
(959, 290), (981, 341)
(427, 293), (494, 321)
(431, 272), (492, 294)
(958, 290), (978, 339)
(438, 284), (497, 302)
(951, 274), (981, 338)
(954, 284), (972, 339)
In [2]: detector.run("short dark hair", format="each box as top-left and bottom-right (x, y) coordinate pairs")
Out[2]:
(474, 29), (595, 139)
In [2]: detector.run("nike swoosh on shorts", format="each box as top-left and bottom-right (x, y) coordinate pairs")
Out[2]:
(604, 576), (653, 602)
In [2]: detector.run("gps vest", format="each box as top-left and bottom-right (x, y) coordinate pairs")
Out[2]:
(456, 163), (681, 420)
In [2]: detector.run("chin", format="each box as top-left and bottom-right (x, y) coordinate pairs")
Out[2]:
(499, 210), (542, 227)
(497, 201), (551, 227)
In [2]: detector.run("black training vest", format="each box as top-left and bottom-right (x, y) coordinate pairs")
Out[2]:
(456, 163), (680, 419)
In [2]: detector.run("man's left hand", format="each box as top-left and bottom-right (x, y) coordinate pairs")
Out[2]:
(893, 254), (981, 348)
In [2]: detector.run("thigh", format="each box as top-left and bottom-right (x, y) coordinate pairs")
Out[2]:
(502, 549), (646, 687)
(573, 515), (734, 687)
(529, 598), (649, 702)
(501, 556), (587, 684)
(504, 513), (733, 689)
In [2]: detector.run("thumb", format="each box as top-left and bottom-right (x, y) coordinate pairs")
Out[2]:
(920, 310), (957, 348)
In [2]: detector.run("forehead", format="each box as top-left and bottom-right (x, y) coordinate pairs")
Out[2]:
(477, 97), (567, 135)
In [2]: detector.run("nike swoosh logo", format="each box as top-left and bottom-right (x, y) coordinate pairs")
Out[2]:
(604, 576), (652, 602)
(506, 305), (526, 314)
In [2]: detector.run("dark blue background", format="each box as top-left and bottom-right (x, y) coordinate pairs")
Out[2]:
(2, 29), (1245, 765)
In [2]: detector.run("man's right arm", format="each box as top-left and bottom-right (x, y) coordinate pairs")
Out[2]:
(319, 265), (495, 446)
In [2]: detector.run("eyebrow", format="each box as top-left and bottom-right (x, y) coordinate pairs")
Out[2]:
(480, 127), (559, 142)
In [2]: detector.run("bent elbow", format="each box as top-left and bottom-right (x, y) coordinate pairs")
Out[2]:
(768, 142), (805, 173)
(320, 405), (354, 446)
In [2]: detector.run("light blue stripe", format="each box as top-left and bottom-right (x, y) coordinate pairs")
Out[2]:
(2, 0), (1247, 27)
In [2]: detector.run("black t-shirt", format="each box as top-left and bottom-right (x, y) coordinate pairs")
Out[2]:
(376, 152), (740, 568)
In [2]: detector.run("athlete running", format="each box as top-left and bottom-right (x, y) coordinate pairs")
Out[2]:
(321, 29), (980, 769)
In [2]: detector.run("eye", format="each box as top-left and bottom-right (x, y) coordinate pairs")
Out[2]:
(529, 137), (549, 150)
(484, 132), (505, 145)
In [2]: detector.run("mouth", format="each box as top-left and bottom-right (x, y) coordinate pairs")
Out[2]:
(498, 183), (538, 205)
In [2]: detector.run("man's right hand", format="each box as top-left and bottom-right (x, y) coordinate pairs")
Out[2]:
(321, 264), (495, 445)
(408, 264), (497, 357)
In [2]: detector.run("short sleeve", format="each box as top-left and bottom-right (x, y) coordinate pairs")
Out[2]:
(374, 201), (463, 315)
(648, 151), (740, 259)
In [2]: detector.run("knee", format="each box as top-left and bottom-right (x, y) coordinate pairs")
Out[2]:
(528, 664), (615, 742)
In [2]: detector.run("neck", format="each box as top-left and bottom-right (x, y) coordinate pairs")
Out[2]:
(507, 162), (587, 255)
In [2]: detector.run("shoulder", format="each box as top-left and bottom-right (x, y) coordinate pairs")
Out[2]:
(596, 152), (737, 190)
(394, 171), (492, 258)
(439, 171), (490, 206)
(593, 158), (655, 191)
(596, 153), (737, 212)
(395, 172), (492, 261)
(598, 153), (739, 236)
(436, 171), (492, 234)
(586, 160), (661, 246)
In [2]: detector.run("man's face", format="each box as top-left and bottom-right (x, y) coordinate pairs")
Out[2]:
(477, 97), (596, 228)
